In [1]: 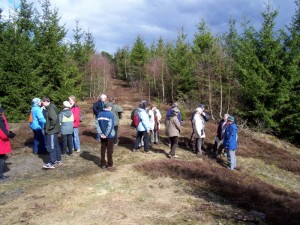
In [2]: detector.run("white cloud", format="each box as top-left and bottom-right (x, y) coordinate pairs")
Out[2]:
(1, 0), (295, 54)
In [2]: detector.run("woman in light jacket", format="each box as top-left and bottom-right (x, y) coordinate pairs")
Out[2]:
(193, 107), (206, 156)
(165, 107), (181, 158)
(30, 98), (46, 154)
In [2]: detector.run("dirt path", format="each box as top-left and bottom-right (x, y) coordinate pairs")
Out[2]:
(1, 78), (300, 225)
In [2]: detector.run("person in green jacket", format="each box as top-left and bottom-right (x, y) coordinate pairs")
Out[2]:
(41, 97), (62, 169)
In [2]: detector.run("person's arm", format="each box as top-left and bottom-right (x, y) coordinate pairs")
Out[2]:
(104, 115), (114, 137)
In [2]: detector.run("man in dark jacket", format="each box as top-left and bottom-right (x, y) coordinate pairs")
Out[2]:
(97, 105), (115, 169)
(41, 97), (62, 169)
(93, 94), (107, 141)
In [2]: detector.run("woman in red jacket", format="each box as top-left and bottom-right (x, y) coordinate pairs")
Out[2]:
(68, 96), (81, 152)
(0, 107), (12, 180)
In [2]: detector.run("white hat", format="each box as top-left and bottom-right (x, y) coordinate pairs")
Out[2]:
(63, 101), (71, 108)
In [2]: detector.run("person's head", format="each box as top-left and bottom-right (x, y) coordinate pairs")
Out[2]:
(151, 104), (156, 110)
(170, 107), (179, 116)
(63, 101), (71, 108)
(227, 115), (234, 123)
(224, 113), (230, 121)
(106, 105), (112, 111)
(195, 107), (204, 114)
(41, 97), (50, 107)
(108, 97), (115, 103)
(199, 104), (205, 110)
(68, 95), (76, 106)
(100, 94), (107, 102)
(105, 102), (113, 108)
(139, 100), (148, 110)
(172, 102), (179, 108)
(32, 98), (42, 106)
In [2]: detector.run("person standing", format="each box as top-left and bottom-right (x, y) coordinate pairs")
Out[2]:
(223, 116), (238, 170)
(59, 101), (74, 156)
(93, 94), (107, 141)
(165, 102), (182, 146)
(149, 105), (162, 144)
(97, 105), (115, 169)
(30, 98), (46, 154)
(68, 95), (81, 152)
(41, 97), (62, 169)
(212, 113), (230, 158)
(193, 107), (206, 156)
(0, 107), (13, 180)
(132, 101), (151, 153)
(105, 97), (123, 146)
(165, 107), (181, 158)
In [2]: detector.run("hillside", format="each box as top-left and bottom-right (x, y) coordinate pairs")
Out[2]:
(0, 78), (299, 225)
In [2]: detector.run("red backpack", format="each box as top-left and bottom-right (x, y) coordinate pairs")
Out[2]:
(131, 109), (140, 128)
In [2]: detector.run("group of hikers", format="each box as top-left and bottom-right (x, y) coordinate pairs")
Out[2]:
(0, 94), (239, 180)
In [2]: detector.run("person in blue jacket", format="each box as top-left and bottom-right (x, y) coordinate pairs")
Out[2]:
(132, 101), (151, 153)
(30, 98), (46, 154)
(223, 116), (238, 170)
(97, 105), (115, 169)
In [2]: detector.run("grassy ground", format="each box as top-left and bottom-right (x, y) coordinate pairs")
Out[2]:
(0, 78), (299, 225)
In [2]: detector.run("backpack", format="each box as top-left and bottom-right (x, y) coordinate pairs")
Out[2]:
(131, 108), (140, 128)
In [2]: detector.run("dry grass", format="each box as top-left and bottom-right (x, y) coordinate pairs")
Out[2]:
(135, 159), (300, 225)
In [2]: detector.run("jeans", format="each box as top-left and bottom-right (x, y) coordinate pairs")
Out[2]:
(45, 133), (61, 164)
(95, 119), (101, 141)
(169, 136), (178, 156)
(134, 131), (149, 151)
(227, 149), (236, 170)
(100, 138), (114, 167)
(195, 138), (204, 155)
(62, 134), (73, 155)
(73, 128), (80, 150)
(0, 155), (6, 177)
(32, 129), (46, 154)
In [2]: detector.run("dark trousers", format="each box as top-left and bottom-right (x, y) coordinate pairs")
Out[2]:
(62, 134), (73, 155)
(45, 133), (61, 164)
(114, 126), (119, 144)
(100, 138), (114, 167)
(33, 129), (46, 154)
(169, 136), (178, 156)
(134, 131), (149, 151)
(0, 155), (6, 177)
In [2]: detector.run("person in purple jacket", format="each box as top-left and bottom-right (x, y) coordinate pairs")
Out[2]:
(223, 116), (238, 170)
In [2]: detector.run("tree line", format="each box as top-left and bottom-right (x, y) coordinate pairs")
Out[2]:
(114, 1), (300, 145)
(0, 0), (299, 145)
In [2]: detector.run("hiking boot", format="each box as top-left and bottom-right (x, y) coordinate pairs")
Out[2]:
(144, 150), (152, 154)
(43, 163), (55, 169)
(54, 161), (64, 166)
(132, 149), (137, 152)
(61, 154), (67, 158)
(75, 149), (80, 153)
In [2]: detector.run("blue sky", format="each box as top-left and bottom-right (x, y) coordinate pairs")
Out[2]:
(1, 0), (296, 54)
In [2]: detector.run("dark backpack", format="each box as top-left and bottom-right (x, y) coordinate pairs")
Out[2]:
(131, 108), (140, 128)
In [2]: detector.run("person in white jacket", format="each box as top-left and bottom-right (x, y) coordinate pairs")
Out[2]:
(193, 107), (206, 156)
(148, 105), (162, 144)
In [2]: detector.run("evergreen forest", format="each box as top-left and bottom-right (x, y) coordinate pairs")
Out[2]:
(0, 0), (299, 144)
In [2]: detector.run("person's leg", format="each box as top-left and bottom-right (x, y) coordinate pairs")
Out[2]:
(100, 138), (108, 167)
(33, 130), (39, 154)
(107, 139), (114, 167)
(45, 134), (56, 165)
(73, 127), (80, 151)
(143, 131), (150, 152)
(133, 131), (142, 150)
(154, 130), (159, 143)
(0, 155), (5, 178)
(150, 130), (154, 143)
(53, 133), (62, 162)
(213, 137), (219, 157)
(95, 119), (101, 141)
(169, 136), (178, 156)
(196, 138), (202, 155)
(114, 126), (118, 145)
(61, 135), (68, 155)
(67, 134), (73, 155)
